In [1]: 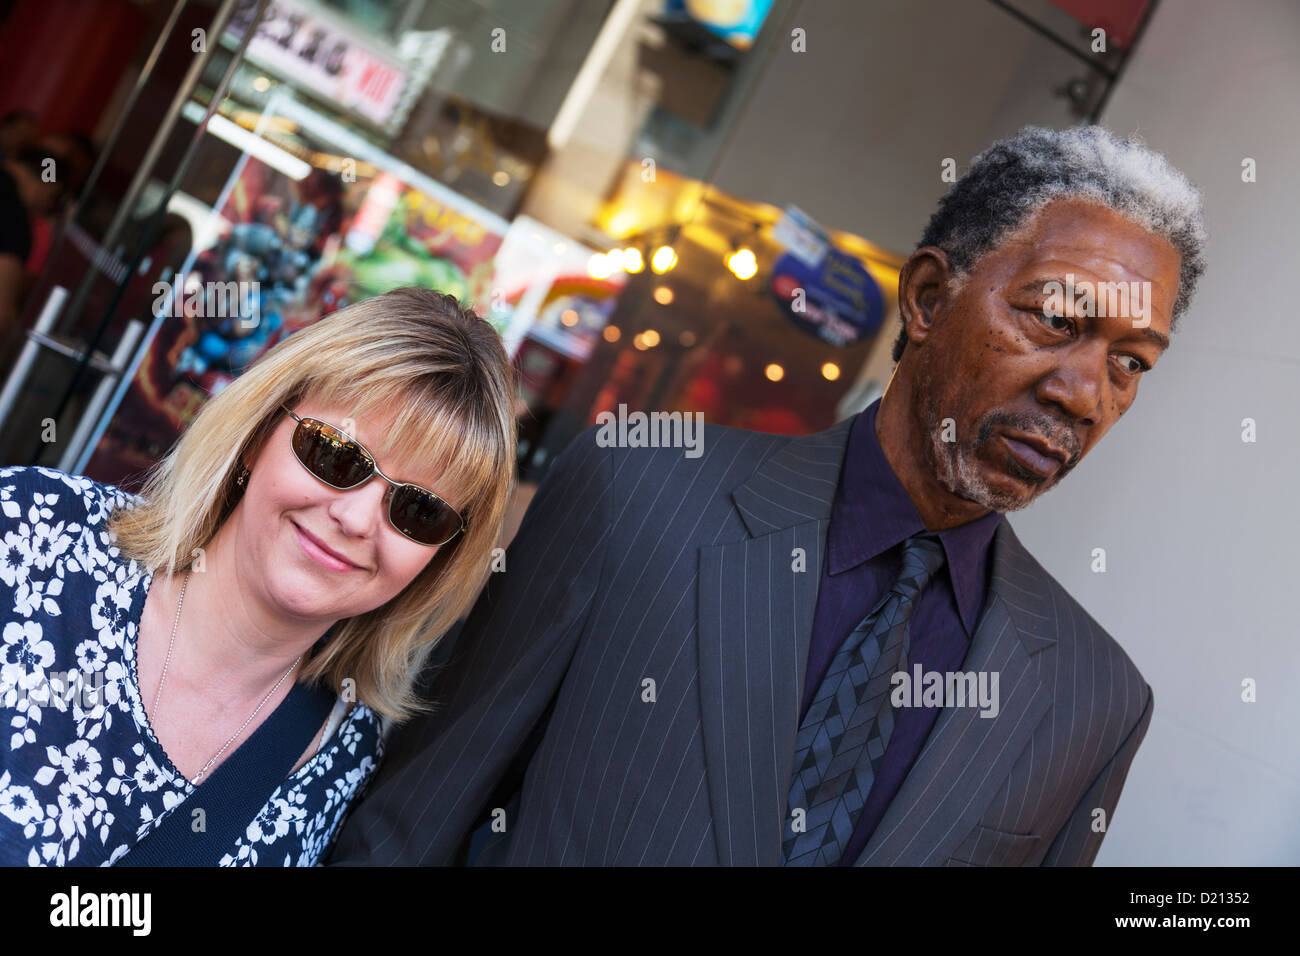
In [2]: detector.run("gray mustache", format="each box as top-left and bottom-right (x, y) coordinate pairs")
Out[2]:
(977, 411), (1081, 463)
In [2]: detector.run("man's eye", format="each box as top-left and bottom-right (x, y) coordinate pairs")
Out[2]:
(1115, 354), (1150, 375)
(1037, 311), (1073, 333)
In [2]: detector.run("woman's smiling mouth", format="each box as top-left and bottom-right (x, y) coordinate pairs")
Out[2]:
(293, 520), (364, 572)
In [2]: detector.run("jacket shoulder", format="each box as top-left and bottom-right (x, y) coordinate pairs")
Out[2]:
(1000, 524), (1153, 726)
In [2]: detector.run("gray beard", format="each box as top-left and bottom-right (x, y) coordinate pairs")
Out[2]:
(923, 402), (1075, 513)
(929, 425), (1033, 512)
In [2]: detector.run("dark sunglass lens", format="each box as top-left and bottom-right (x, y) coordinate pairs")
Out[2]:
(293, 420), (373, 488)
(389, 485), (461, 545)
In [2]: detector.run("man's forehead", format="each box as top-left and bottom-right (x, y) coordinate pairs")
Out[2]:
(990, 202), (1180, 303)
(998, 199), (1180, 268)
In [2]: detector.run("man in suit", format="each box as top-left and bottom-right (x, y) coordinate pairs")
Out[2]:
(330, 125), (1206, 866)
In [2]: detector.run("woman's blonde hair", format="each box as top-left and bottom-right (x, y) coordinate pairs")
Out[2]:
(108, 287), (517, 724)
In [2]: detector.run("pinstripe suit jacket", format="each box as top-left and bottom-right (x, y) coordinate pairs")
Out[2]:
(330, 415), (1153, 866)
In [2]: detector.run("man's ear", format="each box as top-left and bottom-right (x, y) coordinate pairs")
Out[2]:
(897, 246), (954, 352)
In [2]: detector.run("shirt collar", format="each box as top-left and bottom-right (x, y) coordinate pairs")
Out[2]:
(828, 398), (1002, 635)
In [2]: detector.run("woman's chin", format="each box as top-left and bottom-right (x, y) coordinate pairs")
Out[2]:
(267, 567), (344, 619)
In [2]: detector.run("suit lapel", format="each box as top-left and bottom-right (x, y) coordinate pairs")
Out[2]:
(696, 418), (852, 866)
(854, 519), (1057, 865)
(694, 417), (1060, 867)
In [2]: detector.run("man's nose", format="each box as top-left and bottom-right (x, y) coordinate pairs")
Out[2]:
(1036, 346), (1107, 426)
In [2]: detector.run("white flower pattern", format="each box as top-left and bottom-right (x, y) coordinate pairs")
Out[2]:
(0, 466), (383, 866)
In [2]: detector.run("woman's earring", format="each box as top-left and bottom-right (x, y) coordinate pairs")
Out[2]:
(235, 464), (250, 488)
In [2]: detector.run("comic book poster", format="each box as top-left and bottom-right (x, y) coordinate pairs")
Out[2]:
(82, 155), (505, 491)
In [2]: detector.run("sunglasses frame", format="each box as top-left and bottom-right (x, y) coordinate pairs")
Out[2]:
(280, 405), (466, 547)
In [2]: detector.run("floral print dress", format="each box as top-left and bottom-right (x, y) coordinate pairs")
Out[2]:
(0, 466), (383, 866)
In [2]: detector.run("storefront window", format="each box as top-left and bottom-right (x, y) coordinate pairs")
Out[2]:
(1, 0), (1098, 496)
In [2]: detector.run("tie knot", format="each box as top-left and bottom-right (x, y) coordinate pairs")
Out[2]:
(894, 533), (946, 600)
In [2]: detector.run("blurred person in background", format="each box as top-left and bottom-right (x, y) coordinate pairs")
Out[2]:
(0, 144), (58, 340)
(0, 109), (37, 159)
(0, 125), (95, 345)
(21, 130), (97, 277)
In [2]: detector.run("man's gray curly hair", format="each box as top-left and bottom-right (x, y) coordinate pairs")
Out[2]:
(893, 125), (1207, 362)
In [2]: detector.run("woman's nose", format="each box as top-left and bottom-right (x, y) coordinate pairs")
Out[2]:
(327, 476), (389, 538)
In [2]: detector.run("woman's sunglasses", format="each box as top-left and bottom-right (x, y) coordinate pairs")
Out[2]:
(280, 406), (465, 547)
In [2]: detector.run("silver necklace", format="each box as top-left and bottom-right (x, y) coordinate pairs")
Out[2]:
(150, 569), (302, 784)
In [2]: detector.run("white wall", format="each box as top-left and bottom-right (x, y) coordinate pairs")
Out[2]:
(707, 0), (1089, 253)
(1005, 0), (1300, 865)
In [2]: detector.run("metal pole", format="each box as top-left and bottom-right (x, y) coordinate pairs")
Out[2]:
(985, 0), (1119, 78)
(0, 287), (68, 431)
(59, 319), (145, 472)
(1092, 0), (1162, 122)
(68, 0), (192, 222)
(58, 0), (224, 341)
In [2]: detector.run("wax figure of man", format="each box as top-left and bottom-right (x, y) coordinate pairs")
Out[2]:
(331, 126), (1205, 866)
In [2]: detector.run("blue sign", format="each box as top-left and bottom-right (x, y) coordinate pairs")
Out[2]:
(769, 248), (884, 347)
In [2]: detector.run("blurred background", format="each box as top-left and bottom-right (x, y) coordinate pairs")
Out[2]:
(0, 0), (1295, 865)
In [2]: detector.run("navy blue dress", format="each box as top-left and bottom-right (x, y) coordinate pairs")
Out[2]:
(0, 466), (384, 866)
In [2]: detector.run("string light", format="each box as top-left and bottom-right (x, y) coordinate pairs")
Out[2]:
(651, 245), (678, 273)
(726, 247), (758, 280)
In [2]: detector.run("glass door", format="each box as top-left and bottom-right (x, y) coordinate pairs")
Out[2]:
(0, 0), (269, 477)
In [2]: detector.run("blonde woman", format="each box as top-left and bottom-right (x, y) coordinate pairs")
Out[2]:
(0, 287), (516, 866)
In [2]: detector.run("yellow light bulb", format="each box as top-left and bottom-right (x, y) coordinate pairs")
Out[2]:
(727, 247), (758, 280)
(651, 245), (678, 273)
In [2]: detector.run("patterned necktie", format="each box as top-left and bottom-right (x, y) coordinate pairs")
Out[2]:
(783, 532), (947, 866)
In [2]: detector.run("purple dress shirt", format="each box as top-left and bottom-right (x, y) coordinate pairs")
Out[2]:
(801, 398), (1002, 865)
